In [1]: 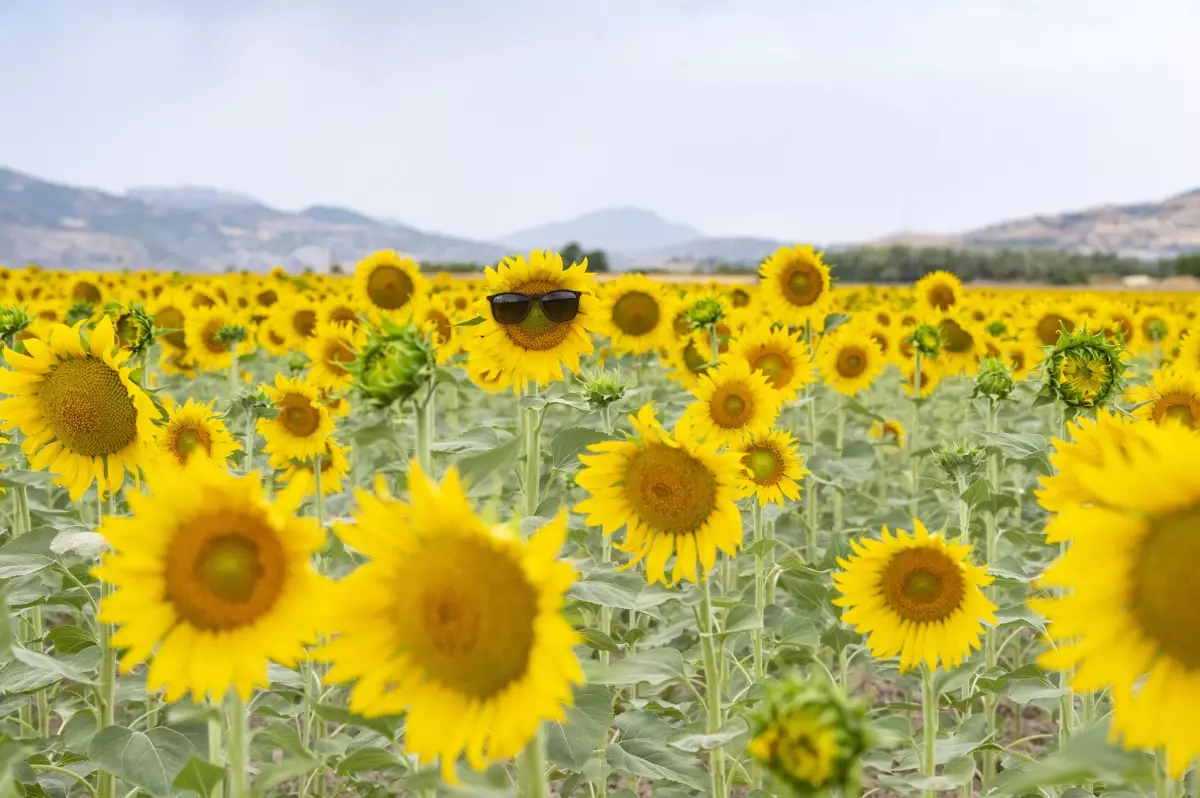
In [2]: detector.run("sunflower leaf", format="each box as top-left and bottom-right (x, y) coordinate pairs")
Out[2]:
(88, 725), (194, 798)
(589, 648), (686, 687)
(171, 754), (226, 797)
(546, 684), (615, 771)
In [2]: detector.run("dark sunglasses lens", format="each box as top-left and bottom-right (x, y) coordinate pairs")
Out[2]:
(489, 294), (531, 324)
(541, 291), (580, 322)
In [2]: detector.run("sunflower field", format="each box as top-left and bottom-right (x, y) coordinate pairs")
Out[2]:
(0, 246), (1196, 798)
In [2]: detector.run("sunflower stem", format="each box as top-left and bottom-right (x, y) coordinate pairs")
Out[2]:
(96, 489), (117, 798)
(228, 341), (239, 394)
(698, 577), (728, 797)
(224, 692), (250, 798)
(910, 350), (923, 508)
(521, 387), (542, 522)
(921, 665), (938, 798)
(751, 500), (766, 683)
(599, 401), (614, 672)
(981, 399), (1001, 793)
(416, 388), (435, 474)
(243, 408), (256, 475)
(764, 516), (778, 607)
(13, 484), (50, 737)
(833, 399), (845, 534)
(804, 391), (819, 563)
(207, 708), (225, 798)
(709, 326), (721, 368)
(516, 725), (550, 798)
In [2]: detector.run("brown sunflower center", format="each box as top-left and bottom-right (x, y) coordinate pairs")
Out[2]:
(201, 320), (231, 354)
(292, 309), (317, 338)
(256, 289), (279, 308)
(928, 284), (956, 311)
(73, 281), (101, 304)
(366, 265), (415, 310)
(502, 280), (574, 352)
(325, 341), (356, 376)
(329, 307), (359, 326)
(940, 320), (974, 354)
(166, 515), (286, 631)
(279, 394), (321, 437)
(752, 351), (794, 390)
(156, 307), (187, 350)
(1036, 313), (1074, 346)
(712, 385), (753, 428)
(402, 537), (537, 698)
(836, 347), (868, 378)
(744, 446), (782, 484)
(611, 291), (660, 336)
(39, 357), (139, 458)
(428, 311), (453, 344)
(171, 424), (213, 463)
(1131, 508), (1200, 669)
(782, 265), (822, 307)
(1152, 393), (1200, 428)
(624, 443), (718, 534)
(880, 546), (966, 622)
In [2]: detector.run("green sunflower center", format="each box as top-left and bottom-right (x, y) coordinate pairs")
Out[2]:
(503, 280), (574, 352)
(39, 357), (139, 458)
(611, 291), (660, 336)
(881, 546), (966, 623)
(753, 351), (795, 390)
(625, 443), (718, 534)
(172, 424), (212, 462)
(745, 447), (781, 483)
(1131, 508), (1200, 669)
(366, 265), (415, 310)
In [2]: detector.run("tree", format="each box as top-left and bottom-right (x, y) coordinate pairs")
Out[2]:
(1175, 253), (1200, 277)
(561, 242), (586, 266)
(329, 263), (345, 275)
(586, 248), (610, 272)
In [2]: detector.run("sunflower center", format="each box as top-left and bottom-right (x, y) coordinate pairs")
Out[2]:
(1131, 508), (1200, 669)
(366, 265), (415, 310)
(940, 320), (974, 354)
(928, 284), (956, 311)
(116, 316), (140, 347)
(329, 307), (358, 326)
(172, 424), (213, 462)
(279, 395), (321, 437)
(39, 357), (139, 458)
(881, 546), (966, 622)
(502, 280), (574, 352)
(256, 289), (279, 308)
(1037, 313), (1073, 346)
(1153, 393), (1200, 428)
(752, 351), (795, 390)
(624, 443), (718, 534)
(73, 281), (101, 304)
(156, 307), (187, 349)
(201, 320), (232, 354)
(325, 342), (355, 375)
(836, 347), (868, 378)
(683, 341), (708, 373)
(166, 515), (286, 631)
(428, 311), (453, 344)
(712, 386), (753, 428)
(611, 292), (660, 336)
(745, 447), (781, 483)
(292, 309), (317, 338)
(402, 537), (537, 698)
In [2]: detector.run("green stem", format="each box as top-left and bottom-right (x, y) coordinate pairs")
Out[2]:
(96, 490), (117, 798)
(32, 765), (97, 798)
(225, 693), (249, 798)
(207, 705), (224, 798)
(709, 326), (721, 368)
(698, 577), (727, 797)
(416, 389), (435, 474)
(521, 390), (542, 520)
(833, 399), (845, 534)
(921, 666), (938, 798)
(804, 392), (819, 562)
(516, 725), (549, 798)
(764, 517), (777, 607)
(228, 342), (239, 394)
(751, 501), (766, 683)
(14, 486), (50, 737)
(981, 399), (1000, 793)
(910, 350), (923, 507)
(243, 410), (256, 475)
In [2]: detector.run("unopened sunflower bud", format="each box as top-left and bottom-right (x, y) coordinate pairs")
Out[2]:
(287, 353), (309, 375)
(973, 356), (1016, 401)
(578, 366), (631, 411)
(230, 386), (273, 418)
(986, 319), (1009, 338)
(934, 441), (987, 483)
(748, 672), (871, 797)
(686, 298), (725, 330)
(65, 301), (94, 327)
(350, 319), (436, 409)
(110, 303), (157, 356)
(0, 306), (32, 340)
(214, 324), (248, 346)
(1038, 327), (1125, 410)
(910, 323), (944, 358)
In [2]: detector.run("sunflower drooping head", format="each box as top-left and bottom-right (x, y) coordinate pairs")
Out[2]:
(348, 317), (436, 409)
(1038, 326), (1126, 413)
(0, 305), (32, 340)
(106, 303), (157, 357)
(747, 672), (872, 797)
(869, 419), (906, 449)
(577, 365), (632, 413)
(470, 250), (597, 390)
(972, 355), (1016, 401)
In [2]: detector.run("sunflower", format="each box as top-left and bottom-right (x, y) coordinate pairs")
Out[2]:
(151, 289), (189, 356)
(1127, 368), (1200, 429)
(901, 357), (943, 399)
(937, 316), (983, 375)
(1003, 341), (1041, 381)
(257, 374), (336, 462)
(412, 296), (462, 364)
(469, 250), (597, 389)
(915, 271), (962, 314)
(157, 399), (240, 469)
(679, 358), (784, 447)
(869, 419), (906, 448)
(93, 464), (327, 702)
(256, 312), (292, 358)
(320, 463), (583, 779)
(833, 521), (996, 671)
(353, 250), (426, 322)
(727, 325), (815, 401)
(593, 274), (671, 355)
(183, 305), (244, 373)
(0, 317), (161, 500)
(737, 428), (807, 506)
(305, 322), (364, 392)
(1028, 301), (1076, 347)
(758, 245), (832, 327)
(279, 297), (321, 349)
(270, 439), (349, 499)
(817, 327), (884, 396)
(1031, 420), (1200, 775)
(320, 298), (361, 329)
(575, 404), (746, 585)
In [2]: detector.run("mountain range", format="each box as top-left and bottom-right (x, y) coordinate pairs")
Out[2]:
(1, 166), (1197, 273)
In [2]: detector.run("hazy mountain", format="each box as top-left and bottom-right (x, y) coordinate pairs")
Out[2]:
(499, 207), (705, 252)
(626, 236), (787, 269)
(0, 168), (510, 272)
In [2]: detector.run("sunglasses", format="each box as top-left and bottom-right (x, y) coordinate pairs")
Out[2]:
(487, 290), (583, 325)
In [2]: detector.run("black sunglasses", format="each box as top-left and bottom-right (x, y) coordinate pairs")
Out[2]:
(487, 290), (582, 325)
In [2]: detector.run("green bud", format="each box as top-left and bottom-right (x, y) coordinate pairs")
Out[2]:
(933, 441), (987, 483)
(973, 356), (1016, 401)
(349, 318), (436, 409)
(1038, 326), (1126, 410)
(287, 354), (309, 374)
(65, 301), (95, 327)
(214, 324), (249, 345)
(910, 323), (944, 358)
(986, 319), (1008, 338)
(109, 303), (157, 356)
(748, 672), (871, 797)
(0, 306), (33, 340)
(578, 366), (632, 411)
(686, 298), (725, 330)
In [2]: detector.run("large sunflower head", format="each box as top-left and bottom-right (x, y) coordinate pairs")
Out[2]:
(758, 244), (832, 326)
(594, 273), (671, 355)
(833, 520), (997, 671)
(575, 404), (748, 586)
(737, 427), (807, 506)
(728, 325), (815, 401)
(93, 464), (327, 702)
(0, 317), (162, 500)
(320, 463), (583, 780)
(257, 374), (336, 463)
(816, 326), (884, 397)
(469, 250), (597, 390)
(157, 398), (241, 469)
(1127, 368), (1200, 430)
(305, 321), (365, 392)
(680, 357), (785, 447)
(915, 271), (963, 314)
(353, 250), (427, 321)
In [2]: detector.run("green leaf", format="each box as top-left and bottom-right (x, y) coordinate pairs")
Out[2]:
(988, 724), (1152, 796)
(721, 604), (763, 634)
(46, 625), (98, 654)
(0, 648), (96, 694)
(171, 754), (225, 797)
(577, 628), (621, 653)
(822, 313), (852, 334)
(255, 758), (322, 792)
(606, 740), (709, 791)
(0, 741), (32, 798)
(88, 725), (194, 798)
(49, 527), (109, 559)
(741, 537), (779, 559)
(62, 711), (98, 754)
(334, 747), (407, 777)
(546, 684), (615, 771)
(0, 529), (57, 579)
(0, 587), (12, 661)
(550, 427), (617, 471)
(590, 649), (686, 687)
(453, 315), (486, 327)
(0, 471), (56, 488)
(254, 720), (312, 760)
(667, 718), (749, 752)
(311, 702), (400, 741)
(880, 755), (975, 791)
(454, 435), (520, 488)
(568, 569), (662, 620)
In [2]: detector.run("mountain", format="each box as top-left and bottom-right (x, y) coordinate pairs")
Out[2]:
(0, 168), (510, 272)
(626, 236), (788, 269)
(499, 207), (705, 252)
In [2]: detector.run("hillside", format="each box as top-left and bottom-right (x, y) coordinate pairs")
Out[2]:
(499, 207), (704, 252)
(0, 168), (509, 272)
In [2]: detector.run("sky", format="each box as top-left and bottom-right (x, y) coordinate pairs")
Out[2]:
(2, 0), (1198, 245)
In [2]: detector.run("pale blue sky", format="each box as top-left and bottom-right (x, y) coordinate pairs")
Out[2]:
(1, 0), (1197, 244)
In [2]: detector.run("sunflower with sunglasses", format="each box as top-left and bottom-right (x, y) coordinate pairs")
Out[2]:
(469, 250), (597, 389)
